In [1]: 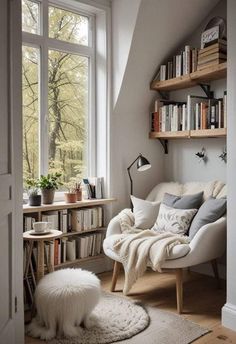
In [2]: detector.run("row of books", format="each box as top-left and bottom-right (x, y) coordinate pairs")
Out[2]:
(46, 232), (106, 265)
(158, 45), (198, 81)
(150, 94), (227, 132)
(23, 206), (103, 232)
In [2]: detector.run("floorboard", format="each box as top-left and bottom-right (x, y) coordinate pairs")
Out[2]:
(25, 269), (236, 343)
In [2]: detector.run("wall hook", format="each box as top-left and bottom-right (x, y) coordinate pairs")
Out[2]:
(219, 147), (227, 163)
(195, 148), (207, 163)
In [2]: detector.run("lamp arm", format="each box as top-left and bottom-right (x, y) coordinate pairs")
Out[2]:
(127, 154), (141, 196)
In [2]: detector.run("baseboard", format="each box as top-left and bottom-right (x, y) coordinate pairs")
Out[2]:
(222, 303), (236, 331)
(190, 262), (226, 280)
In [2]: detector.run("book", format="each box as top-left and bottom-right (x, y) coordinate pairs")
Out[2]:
(197, 59), (226, 70)
(71, 209), (83, 231)
(66, 240), (76, 261)
(198, 52), (227, 64)
(187, 95), (209, 130)
(223, 91), (227, 128)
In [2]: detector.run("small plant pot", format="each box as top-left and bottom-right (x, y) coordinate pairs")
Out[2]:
(64, 193), (77, 203)
(28, 194), (41, 206)
(41, 189), (55, 204)
(76, 189), (82, 201)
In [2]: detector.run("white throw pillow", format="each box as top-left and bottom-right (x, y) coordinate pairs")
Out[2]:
(152, 203), (197, 235)
(131, 195), (161, 230)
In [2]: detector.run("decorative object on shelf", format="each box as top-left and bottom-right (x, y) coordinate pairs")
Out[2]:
(201, 17), (226, 49)
(127, 154), (151, 207)
(75, 181), (82, 201)
(219, 147), (227, 163)
(195, 148), (207, 163)
(64, 180), (77, 203)
(25, 178), (41, 206)
(38, 173), (62, 204)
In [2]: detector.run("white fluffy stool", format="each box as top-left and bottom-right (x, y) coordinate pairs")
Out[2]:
(27, 268), (101, 340)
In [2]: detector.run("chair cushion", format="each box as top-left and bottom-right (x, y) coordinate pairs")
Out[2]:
(152, 203), (198, 235)
(131, 195), (160, 229)
(103, 234), (190, 260)
(163, 191), (203, 209)
(188, 197), (227, 240)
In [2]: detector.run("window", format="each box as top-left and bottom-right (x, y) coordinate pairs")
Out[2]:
(22, 0), (94, 189)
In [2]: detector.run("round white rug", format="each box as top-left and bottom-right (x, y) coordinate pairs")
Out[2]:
(49, 292), (150, 344)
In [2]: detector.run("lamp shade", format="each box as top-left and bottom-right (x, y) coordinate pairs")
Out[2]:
(137, 155), (151, 171)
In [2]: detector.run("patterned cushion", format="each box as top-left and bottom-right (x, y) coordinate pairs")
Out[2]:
(152, 203), (197, 235)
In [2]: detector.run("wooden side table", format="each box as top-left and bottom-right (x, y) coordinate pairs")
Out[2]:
(23, 230), (62, 282)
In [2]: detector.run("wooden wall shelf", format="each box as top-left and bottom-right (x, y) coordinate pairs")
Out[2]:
(149, 128), (226, 140)
(150, 62), (227, 92)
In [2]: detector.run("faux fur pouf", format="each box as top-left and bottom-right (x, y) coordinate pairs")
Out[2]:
(27, 269), (101, 340)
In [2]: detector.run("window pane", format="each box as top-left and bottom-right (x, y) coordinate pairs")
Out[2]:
(49, 6), (88, 46)
(22, 0), (40, 34)
(48, 50), (88, 187)
(22, 46), (39, 182)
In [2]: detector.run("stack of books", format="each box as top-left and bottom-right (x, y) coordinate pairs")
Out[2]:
(197, 39), (227, 70)
(71, 207), (103, 232)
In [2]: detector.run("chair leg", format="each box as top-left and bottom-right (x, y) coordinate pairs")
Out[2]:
(110, 261), (122, 292)
(211, 259), (221, 289)
(176, 268), (183, 314)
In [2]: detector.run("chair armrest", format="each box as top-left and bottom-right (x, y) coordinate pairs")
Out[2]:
(162, 216), (226, 269)
(189, 216), (226, 259)
(106, 215), (122, 237)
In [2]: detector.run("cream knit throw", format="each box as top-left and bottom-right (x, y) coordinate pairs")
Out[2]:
(113, 229), (189, 295)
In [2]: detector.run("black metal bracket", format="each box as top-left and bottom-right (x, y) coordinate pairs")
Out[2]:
(158, 91), (169, 100)
(158, 139), (168, 154)
(199, 84), (214, 98)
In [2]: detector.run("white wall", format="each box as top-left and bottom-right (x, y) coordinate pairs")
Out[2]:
(110, 0), (220, 214)
(112, 0), (141, 105)
(165, 0), (227, 184)
(222, 0), (236, 332)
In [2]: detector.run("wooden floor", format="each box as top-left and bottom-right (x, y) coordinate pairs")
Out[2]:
(25, 269), (236, 344)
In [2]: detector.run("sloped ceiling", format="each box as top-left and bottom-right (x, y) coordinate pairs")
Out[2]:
(110, 0), (221, 212)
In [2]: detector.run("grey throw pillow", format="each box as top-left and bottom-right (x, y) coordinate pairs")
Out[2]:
(188, 197), (227, 240)
(163, 191), (203, 210)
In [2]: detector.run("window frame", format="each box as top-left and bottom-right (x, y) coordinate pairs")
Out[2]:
(22, 0), (96, 186)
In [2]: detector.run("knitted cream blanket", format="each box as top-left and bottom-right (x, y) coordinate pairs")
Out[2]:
(113, 210), (189, 295)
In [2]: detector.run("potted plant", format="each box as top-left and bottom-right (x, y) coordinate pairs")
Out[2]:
(38, 173), (62, 204)
(64, 181), (77, 203)
(25, 178), (41, 206)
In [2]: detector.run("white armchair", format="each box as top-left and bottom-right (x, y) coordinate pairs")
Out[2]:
(103, 181), (227, 313)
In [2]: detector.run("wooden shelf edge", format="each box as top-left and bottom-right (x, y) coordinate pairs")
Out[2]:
(149, 131), (190, 139)
(60, 227), (106, 237)
(150, 128), (226, 139)
(54, 254), (106, 269)
(150, 62), (227, 92)
(23, 198), (116, 213)
(190, 128), (227, 138)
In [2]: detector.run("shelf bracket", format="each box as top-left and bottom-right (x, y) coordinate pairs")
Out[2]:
(158, 91), (169, 100)
(199, 84), (214, 98)
(158, 139), (168, 154)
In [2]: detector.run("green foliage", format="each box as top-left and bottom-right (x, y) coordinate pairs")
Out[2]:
(38, 173), (63, 190)
(25, 177), (39, 196)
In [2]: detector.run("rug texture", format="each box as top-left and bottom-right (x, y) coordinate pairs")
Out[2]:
(47, 292), (209, 344)
(48, 292), (149, 344)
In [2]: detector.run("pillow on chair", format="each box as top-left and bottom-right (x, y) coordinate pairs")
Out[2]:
(163, 191), (203, 209)
(131, 195), (160, 229)
(188, 197), (227, 240)
(152, 203), (198, 235)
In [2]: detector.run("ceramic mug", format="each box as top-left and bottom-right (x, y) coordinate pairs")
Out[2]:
(33, 222), (51, 233)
